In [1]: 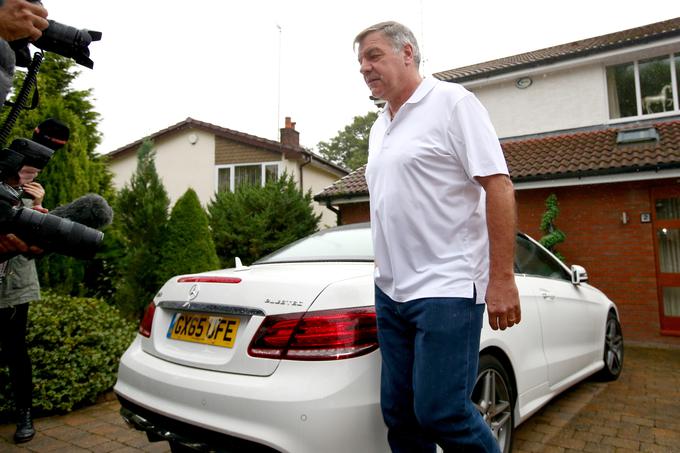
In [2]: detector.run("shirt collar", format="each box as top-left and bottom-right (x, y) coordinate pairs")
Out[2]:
(380, 76), (438, 120)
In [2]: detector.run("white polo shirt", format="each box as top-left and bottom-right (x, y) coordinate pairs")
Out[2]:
(365, 77), (508, 303)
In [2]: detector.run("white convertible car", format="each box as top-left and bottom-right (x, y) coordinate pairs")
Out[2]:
(114, 222), (624, 453)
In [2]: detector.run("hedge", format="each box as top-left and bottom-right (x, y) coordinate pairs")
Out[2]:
(0, 292), (136, 417)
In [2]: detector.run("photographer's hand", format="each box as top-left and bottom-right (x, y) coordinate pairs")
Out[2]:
(0, 233), (42, 256)
(0, 0), (48, 41)
(22, 181), (45, 210)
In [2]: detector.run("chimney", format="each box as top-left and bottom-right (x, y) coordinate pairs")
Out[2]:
(280, 116), (300, 147)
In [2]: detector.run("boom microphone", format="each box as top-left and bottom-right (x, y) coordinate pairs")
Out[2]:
(50, 193), (113, 229)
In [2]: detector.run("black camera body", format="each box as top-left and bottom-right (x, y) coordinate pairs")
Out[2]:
(11, 1), (102, 68)
(0, 138), (104, 260)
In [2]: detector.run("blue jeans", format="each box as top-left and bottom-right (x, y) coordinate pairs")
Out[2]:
(375, 285), (499, 453)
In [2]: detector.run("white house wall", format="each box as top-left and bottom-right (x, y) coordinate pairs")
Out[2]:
(108, 130), (216, 205)
(472, 64), (607, 139)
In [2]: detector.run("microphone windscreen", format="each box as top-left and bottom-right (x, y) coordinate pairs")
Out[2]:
(50, 193), (113, 230)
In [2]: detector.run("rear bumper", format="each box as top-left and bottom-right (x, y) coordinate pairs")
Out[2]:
(119, 395), (277, 452)
(114, 336), (388, 453)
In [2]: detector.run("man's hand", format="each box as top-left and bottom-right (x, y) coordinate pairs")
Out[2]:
(0, 232), (42, 255)
(485, 276), (521, 330)
(0, 0), (48, 41)
(22, 181), (45, 208)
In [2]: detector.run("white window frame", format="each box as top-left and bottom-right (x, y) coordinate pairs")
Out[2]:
(215, 161), (280, 192)
(606, 52), (680, 123)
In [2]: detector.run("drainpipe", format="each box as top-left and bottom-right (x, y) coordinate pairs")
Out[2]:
(299, 153), (312, 191)
(325, 199), (342, 225)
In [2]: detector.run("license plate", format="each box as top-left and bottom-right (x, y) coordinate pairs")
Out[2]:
(167, 312), (240, 348)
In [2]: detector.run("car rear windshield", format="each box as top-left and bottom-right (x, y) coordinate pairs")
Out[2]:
(256, 224), (374, 263)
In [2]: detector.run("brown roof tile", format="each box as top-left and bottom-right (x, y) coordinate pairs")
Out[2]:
(314, 119), (680, 201)
(433, 17), (680, 83)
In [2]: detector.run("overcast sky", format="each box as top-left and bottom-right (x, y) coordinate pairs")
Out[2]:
(42, 1), (680, 155)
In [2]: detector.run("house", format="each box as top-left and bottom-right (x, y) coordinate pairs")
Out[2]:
(315, 17), (680, 346)
(106, 117), (348, 228)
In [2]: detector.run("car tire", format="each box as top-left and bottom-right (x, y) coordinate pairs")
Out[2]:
(595, 311), (624, 381)
(472, 354), (514, 453)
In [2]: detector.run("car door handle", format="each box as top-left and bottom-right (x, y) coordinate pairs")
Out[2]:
(541, 291), (555, 301)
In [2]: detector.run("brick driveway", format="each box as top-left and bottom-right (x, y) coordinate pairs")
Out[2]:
(0, 345), (678, 452)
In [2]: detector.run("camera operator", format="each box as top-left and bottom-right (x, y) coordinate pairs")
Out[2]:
(0, 3), (48, 443)
(0, 0), (48, 257)
(0, 162), (45, 443)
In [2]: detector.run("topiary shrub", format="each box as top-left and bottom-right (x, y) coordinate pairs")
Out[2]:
(0, 291), (136, 418)
(158, 188), (221, 283)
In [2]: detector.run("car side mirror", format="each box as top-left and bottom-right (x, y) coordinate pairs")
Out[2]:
(571, 265), (588, 285)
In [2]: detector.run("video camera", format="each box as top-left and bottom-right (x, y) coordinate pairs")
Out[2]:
(10, 0), (102, 68)
(0, 136), (104, 260)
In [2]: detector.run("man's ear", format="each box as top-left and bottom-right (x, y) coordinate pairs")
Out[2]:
(402, 43), (415, 65)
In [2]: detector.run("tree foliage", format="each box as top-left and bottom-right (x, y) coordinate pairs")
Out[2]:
(316, 111), (377, 171)
(158, 188), (220, 282)
(114, 140), (170, 318)
(539, 193), (566, 261)
(0, 53), (114, 295)
(208, 173), (321, 266)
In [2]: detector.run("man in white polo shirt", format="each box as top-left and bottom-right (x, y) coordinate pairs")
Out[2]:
(355, 21), (521, 452)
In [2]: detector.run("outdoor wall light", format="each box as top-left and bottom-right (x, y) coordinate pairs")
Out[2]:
(515, 77), (532, 89)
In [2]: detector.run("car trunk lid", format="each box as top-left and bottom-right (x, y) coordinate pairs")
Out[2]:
(140, 262), (370, 376)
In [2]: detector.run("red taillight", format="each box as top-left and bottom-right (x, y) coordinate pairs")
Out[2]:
(139, 302), (156, 337)
(177, 276), (241, 283)
(248, 307), (378, 361)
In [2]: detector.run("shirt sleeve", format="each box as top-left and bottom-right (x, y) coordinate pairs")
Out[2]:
(447, 93), (509, 180)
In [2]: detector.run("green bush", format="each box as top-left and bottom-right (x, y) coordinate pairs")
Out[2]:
(0, 292), (136, 417)
(158, 188), (220, 283)
(208, 173), (321, 266)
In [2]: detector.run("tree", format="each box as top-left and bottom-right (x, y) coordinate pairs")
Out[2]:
(0, 53), (114, 295)
(158, 188), (220, 282)
(114, 140), (170, 318)
(317, 111), (377, 171)
(208, 173), (321, 266)
(539, 193), (566, 261)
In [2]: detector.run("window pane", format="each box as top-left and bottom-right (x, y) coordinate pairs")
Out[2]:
(662, 287), (680, 317)
(640, 56), (673, 114)
(217, 167), (230, 192)
(265, 164), (278, 184)
(656, 197), (680, 220)
(658, 228), (680, 273)
(234, 165), (261, 189)
(515, 236), (569, 280)
(607, 63), (637, 119)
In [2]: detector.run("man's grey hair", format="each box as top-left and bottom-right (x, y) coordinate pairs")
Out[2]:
(354, 21), (421, 67)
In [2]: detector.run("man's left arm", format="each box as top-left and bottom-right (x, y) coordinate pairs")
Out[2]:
(476, 174), (521, 330)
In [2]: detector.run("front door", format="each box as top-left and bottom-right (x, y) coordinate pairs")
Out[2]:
(652, 187), (680, 335)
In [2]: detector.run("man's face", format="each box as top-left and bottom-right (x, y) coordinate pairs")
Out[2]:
(18, 166), (40, 186)
(357, 31), (411, 102)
